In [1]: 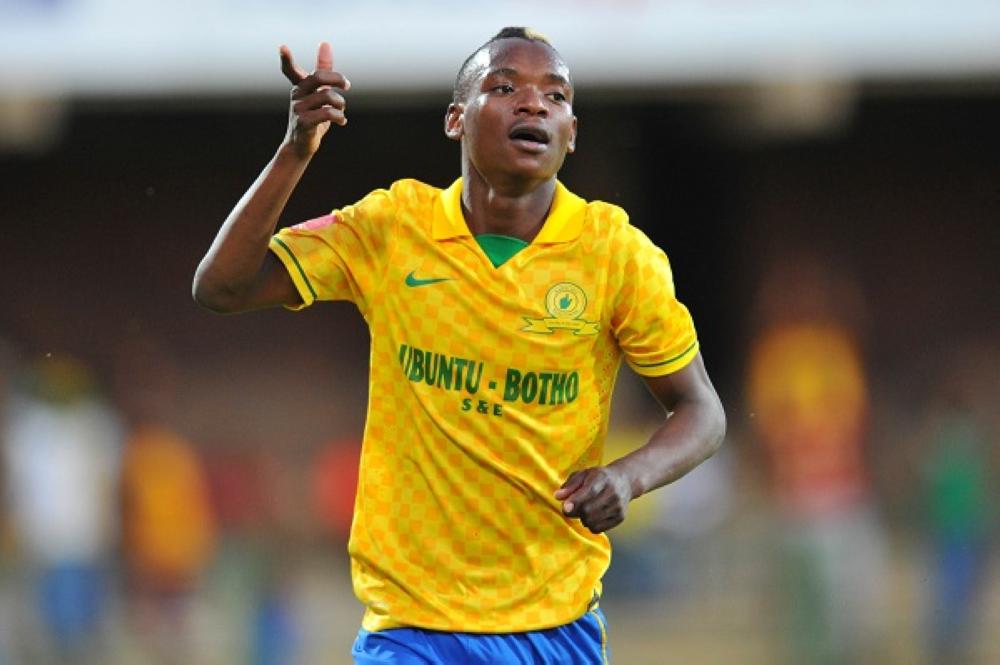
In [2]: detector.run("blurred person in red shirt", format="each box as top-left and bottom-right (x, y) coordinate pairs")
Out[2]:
(746, 253), (888, 665)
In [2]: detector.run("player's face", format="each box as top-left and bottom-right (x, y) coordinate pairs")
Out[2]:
(446, 39), (577, 186)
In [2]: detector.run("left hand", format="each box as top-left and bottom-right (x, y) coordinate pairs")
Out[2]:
(555, 466), (634, 534)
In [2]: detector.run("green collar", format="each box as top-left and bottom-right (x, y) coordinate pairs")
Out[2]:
(475, 234), (529, 268)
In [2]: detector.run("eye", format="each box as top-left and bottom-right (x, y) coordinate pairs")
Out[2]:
(492, 84), (514, 94)
(549, 91), (567, 102)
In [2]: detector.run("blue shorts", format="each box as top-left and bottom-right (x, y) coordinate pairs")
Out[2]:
(352, 607), (610, 664)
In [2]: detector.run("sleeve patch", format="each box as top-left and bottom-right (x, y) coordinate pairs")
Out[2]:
(292, 213), (339, 231)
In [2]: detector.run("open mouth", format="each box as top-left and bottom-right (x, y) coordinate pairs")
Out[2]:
(508, 124), (551, 146)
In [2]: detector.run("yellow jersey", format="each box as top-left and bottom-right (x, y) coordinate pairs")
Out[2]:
(270, 178), (698, 632)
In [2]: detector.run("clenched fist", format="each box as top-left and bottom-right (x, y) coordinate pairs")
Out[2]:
(555, 466), (634, 534)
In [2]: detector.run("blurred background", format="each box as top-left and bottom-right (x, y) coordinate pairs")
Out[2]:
(1, 1), (998, 663)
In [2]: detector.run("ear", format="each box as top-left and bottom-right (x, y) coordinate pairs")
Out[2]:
(444, 103), (464, 141)
(567, 115), (578, 154)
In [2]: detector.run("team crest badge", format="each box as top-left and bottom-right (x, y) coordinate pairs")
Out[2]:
(522, 282), (600, 335)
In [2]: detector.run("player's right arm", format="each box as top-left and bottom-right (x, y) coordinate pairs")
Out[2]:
(192, 42), (350, 313)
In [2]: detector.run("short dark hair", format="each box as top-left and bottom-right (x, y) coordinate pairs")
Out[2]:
(452, 27), (558, 103)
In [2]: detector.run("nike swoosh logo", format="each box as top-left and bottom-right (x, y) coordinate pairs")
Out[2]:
(405, 271), (452, 287)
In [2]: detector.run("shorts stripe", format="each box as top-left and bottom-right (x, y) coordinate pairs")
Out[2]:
(589, 608), (609, 664)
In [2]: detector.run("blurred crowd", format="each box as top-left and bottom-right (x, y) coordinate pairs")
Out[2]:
(0, 338), (361, 665)
(605, 252), (998, 665)
(0, 252), (997, 664)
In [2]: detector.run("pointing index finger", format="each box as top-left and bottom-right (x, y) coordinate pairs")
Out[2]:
(316, 41), (333, 71)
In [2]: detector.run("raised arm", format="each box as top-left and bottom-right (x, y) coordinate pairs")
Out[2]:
(192, 42), (351, 313)
(555, 352), (726, 534)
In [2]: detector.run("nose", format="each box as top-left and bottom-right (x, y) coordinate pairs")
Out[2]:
(516, 87), (547, 117)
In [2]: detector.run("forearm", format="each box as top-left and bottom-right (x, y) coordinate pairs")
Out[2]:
(192, 143), (310, 311)
(608, 394), (726, 499)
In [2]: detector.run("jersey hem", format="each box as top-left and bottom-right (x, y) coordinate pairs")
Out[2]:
(360, 606), (597, 635)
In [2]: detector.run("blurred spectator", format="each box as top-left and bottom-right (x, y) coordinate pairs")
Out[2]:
(2, 355), (122, 662)
(112, 334), (217, 661)
(919, 350), (995, 664)
(122, 425), (214, 594)
(746, 254), (888, 664)
(120, 424), (216, 662)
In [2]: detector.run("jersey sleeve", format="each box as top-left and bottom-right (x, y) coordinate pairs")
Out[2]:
(608, 221), (699, 377)
(268, 186), (398, 316)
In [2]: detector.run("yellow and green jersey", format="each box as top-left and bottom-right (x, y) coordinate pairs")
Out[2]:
(269, 178), (698, 633)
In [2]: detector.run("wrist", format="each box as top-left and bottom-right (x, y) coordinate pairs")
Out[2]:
(606, 462), (640, 503)
(277, 138), (318, 163)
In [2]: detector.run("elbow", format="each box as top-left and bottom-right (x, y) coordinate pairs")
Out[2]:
(706, 397), (727, 458)
(691, 394), (726, 464)
(192, 270), (240, 314)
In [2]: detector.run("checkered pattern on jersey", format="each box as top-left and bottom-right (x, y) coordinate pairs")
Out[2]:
(270, 178), (698, 632)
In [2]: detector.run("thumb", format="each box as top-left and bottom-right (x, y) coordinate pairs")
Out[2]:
(279, 45), (308, 85)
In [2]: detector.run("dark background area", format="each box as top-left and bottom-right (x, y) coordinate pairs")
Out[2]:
(1, 90), (997, 418)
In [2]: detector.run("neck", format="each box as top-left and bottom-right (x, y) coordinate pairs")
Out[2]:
(460, 163), (557, 243)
